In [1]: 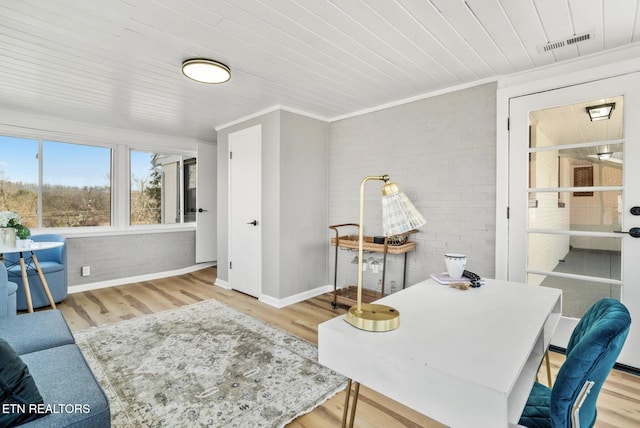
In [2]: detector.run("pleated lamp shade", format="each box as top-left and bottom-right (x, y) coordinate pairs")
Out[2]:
(381, 182), (426, 236)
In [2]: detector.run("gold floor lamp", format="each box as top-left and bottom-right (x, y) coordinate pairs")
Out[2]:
(344, 175), (426, 332)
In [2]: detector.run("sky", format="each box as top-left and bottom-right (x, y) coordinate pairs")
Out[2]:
(0, 136), (153, 187)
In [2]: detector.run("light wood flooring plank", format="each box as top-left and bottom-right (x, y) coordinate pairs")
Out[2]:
(55, 267), (640, 428)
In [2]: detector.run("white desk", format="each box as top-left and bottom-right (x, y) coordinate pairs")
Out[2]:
(318, 278), (562, 428)
(0, 242), (64, 313)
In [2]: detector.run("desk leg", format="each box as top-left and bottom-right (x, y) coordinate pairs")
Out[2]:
(545, 350), (553, 387)
(30, 253), (57, 310)
(18, 255), (34, 313)
(342, 379), (360, 428)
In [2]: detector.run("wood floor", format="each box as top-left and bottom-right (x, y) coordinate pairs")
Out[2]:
(57, 267), (640, 428)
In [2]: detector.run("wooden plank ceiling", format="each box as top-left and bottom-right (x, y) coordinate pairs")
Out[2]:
(1, 0), (639, 141)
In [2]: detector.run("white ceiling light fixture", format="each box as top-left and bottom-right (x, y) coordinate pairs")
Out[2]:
(586, 103), (615, 122)
(181, 58), (231, 84)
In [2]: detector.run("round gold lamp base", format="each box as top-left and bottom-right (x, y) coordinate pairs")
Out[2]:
(344, 303), (400, 332)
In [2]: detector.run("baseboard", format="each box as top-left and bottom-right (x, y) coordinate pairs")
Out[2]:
(549, 345), (640, 375)
(70, 270), (332, 310)
(68, 262), (217, 293)
(214, 278), (231, 289)
(612, 362), (640, 376)
(259, 285), (334, 309)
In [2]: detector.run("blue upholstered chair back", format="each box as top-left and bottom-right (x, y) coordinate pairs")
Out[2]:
(0, 261), (9, 286)
(29, 234), (67, 266)
(3, 234), (68, 310)
(0, 261), (18, 318)
(550, 298), (630, 427)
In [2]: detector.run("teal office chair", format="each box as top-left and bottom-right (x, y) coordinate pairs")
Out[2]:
(519, 298), (631, 428)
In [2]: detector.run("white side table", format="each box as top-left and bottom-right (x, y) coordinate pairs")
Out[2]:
(0, 241), (64, 313)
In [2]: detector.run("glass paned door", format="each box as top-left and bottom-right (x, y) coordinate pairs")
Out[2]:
(526, 96), (624, 319)
(508, 73), (640, 368)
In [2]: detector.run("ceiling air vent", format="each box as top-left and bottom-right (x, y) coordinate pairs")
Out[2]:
(537, 31), (595, 53)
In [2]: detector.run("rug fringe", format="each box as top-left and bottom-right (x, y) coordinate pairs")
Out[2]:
(278, 381), (348, 428)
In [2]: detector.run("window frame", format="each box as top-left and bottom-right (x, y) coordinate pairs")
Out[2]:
(0, 129), (197, 236)
(128, 149), (196, 227)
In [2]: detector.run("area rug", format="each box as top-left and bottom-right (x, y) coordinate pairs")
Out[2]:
(74, 299), (347, 427)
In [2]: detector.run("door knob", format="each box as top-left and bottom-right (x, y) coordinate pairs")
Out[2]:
(247, 220), (258, 226)
(198, 208), (208, 213)
(614, 227), (640, 238)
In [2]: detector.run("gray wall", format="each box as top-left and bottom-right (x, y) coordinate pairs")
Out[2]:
(67, 230), (195, 288)
(69, 80), (496, 295)
(216, 109), (329, 300)
(329, 83), (497, 290)
(279, 111), (329, 298)
(70, 82), (493, 296)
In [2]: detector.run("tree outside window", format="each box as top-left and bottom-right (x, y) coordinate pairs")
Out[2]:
(130, 150), (195, 225)
(0, 136), (111, 228)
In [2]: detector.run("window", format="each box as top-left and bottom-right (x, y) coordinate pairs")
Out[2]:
(573, 165), (594, 197)
(130, 150), (196, 225)
(2, 134), (197, 231)
(0, 136), (112, 228)
(184, 159), (197, 223)
(42, 141), (111, 227)
(0, 136), (38, 228)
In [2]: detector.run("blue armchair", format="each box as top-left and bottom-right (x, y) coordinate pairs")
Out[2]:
(0, 261), (18, 318)
(519, 298), (631, 428)
(4, 234), (68, 311)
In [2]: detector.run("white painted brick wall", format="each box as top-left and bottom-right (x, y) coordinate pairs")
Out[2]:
(328, 83), (497, 291)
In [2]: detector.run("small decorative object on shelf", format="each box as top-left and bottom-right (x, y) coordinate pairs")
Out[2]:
(389, 280), (397, 294)
(386, 234), (408, 246)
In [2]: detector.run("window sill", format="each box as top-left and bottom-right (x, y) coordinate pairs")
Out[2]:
(30, 224), (197, 239)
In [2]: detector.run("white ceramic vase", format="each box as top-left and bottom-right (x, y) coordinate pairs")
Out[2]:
(0, 227), (16, 247)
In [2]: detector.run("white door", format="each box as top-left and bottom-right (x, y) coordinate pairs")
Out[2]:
(228, 125), (261, 297)
(509, 72), (640, 368)
(196, 142), (217, 263)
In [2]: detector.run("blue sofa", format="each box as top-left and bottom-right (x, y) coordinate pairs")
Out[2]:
(0, 262), (110, 427)
(4, 234), (68, 311)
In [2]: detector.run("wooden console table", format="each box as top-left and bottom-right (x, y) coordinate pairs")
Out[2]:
(329, 223), (417, 308)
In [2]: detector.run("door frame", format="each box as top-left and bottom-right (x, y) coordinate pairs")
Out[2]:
(498, 70), (640, 369)
(496, 52), (640, 280)
(195, 142), (217, 263)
